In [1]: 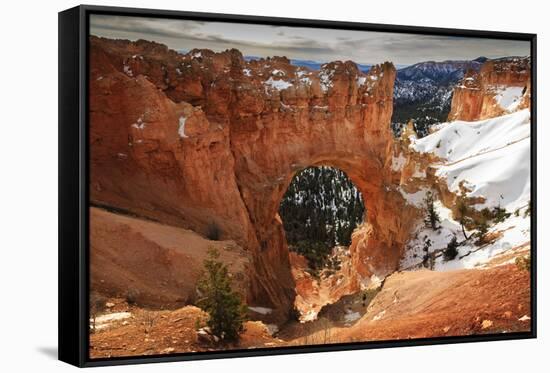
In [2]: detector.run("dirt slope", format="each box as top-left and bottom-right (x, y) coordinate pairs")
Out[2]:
(89, 259), (530, 357)
(90, 302), (284, 359)
(332, 264), (531, 342)
(90, 207), (251, 308)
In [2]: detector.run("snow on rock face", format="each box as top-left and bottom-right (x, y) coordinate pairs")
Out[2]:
(494, 86), (524, 112)
(400, 188), (429, 208)
(356, 76), (367, 87)
(296, 70), (312, 86)
(264, 77), (293, 91)
(319, 67), (335, 92)
(123, 63), (133, 77)
(178, 116), (189, 138)
(271, 69), (285, 77)
(391, 152), (407, 172)
(411, 109), (530, 211)
(131, 116), (146, 130)
(344, 310), (361, 323)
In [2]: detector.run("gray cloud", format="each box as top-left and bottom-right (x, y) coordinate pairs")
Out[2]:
(90, 15), (203, 39)
(90, 15), (530, 65)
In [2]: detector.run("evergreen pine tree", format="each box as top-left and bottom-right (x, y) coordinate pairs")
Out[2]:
(197, 248), (247, 342)
(443, 235), (459, 261)
(423, 191), (441, 230)
(455, 195), (473, 240)
(279, 166), (365, 270)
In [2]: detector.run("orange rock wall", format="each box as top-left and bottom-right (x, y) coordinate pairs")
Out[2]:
(448, 57), (531, 121)
(89, 37), (419, 320)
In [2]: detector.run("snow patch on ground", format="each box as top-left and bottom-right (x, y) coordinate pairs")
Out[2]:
(91, 312), (131, 330)
(95, 312), (131, 323)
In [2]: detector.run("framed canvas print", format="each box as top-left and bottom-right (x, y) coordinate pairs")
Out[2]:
(58, 5), (537, 367)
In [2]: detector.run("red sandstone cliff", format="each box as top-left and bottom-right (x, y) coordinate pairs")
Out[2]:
(448, 57), (531, 121)
(89, 36), (420, 320)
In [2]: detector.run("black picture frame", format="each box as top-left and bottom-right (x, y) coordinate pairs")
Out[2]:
(58, 4), (537, 368)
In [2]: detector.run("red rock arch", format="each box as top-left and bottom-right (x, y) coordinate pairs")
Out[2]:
(89, 37), (419, 321)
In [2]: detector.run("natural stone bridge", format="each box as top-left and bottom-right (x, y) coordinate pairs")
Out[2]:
(89, 37), (420, 321)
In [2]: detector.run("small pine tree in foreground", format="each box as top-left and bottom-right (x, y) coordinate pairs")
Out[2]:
(197, 247), (246, 342)
(90, 292), (106, 333)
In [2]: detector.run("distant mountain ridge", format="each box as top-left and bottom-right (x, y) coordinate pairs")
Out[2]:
(290, 59), (373, 74)
(396, 57), (487, 85)
(392, 57), (488, 137)
(246, 55), (403, 73)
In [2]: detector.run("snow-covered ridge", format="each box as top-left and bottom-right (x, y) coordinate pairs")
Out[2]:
(412, 109), (530, 211)
(400, 199), (530, 272)
(412, 110), (529, 164)
(401, 109), (531, 271)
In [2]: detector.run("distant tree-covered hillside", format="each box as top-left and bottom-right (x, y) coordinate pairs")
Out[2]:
(279, 167), (364, 270)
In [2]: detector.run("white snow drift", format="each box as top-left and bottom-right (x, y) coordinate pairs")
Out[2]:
(401, 109), (531, 271)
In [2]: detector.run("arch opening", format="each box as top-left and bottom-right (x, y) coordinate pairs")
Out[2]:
(278, 166), (365, 276)
(274, 165), (375, 322)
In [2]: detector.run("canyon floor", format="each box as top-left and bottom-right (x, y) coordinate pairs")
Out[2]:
(89, 238), (531, 359)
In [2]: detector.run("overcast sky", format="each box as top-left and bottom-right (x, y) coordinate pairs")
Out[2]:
(90, 15), (529, 66)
